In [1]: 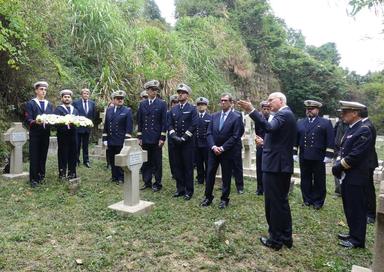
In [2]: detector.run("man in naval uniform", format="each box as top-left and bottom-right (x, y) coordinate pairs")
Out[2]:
(294, 100), (334, 209)
(137, 80), (167, 192)
(167, 83), (198, 200)
(54, 89), (79, 180)
(332, 101), (373, 248)
(102, 90), (133, 184)
(24, 81), (54, 187)
(194, 97), (211, 185)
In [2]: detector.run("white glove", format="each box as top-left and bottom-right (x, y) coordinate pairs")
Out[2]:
(293, 155), (299, 162)
(323, 157), (333, 164)
(103, 141), (108, 146)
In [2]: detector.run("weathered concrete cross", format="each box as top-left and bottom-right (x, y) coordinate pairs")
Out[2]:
(108, 138), (153, 215)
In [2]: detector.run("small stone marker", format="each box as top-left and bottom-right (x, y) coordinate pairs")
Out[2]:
(68, 177), (81, 195)
(2, 122), (29, 179)
(108, 138), (152, 215)
(214, 219), (226, 241)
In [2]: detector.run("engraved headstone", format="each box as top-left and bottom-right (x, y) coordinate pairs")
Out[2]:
(2, 122), (29, 179)
(108, 138), (152, 215)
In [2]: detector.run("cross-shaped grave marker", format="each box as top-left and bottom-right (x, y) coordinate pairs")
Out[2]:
(108, 138), (153, 215)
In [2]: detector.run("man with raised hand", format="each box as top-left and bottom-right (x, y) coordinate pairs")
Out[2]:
(238, 92), (296, 251)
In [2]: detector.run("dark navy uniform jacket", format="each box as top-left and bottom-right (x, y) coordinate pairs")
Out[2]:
(195, 112), (212, 148)
(207, 110), (242, 152)
(53, 105), (79, 132)
(338, 120), (373, 186)
(102, 106), (133, 146)
(137, 98), (167, 144)
(362, 118), (379, 169)
(24, 99), (54, 134)
(295, 117), (335, 160)
(73, 99), (96, 133)
(168, 102), (198, 143)
(249, 106), (297, 173)
(232, 110), (245, 149)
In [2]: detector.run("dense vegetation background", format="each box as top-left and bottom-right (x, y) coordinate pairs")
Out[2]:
(1, 0), (383, 163)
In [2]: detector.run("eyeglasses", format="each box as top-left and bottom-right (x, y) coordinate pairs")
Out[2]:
(115, 97), (124, 100)
(220, 99), (229, 102)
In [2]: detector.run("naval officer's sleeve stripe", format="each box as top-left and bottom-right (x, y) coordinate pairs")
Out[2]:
(341, 159), (351, 169)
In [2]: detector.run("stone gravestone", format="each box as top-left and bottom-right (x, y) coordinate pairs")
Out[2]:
(351, 182), (384, 272)
(242, 137), (256, 178)
(108, 138), (153, 215)
(90, 108), (107, 160)
(2, 122), (29, 179)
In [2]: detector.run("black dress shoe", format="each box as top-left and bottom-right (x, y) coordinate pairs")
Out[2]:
(173, 191), (185, 197)
(140, 185), (152, 190)
(367, 216), (375, 224)
(282, 239), (293, 249)
(184, 194), (192, 200)
(339, 239), (364, 249)
(259, 236), (282, 251)
(256, 191), (263, 196)
(237, 189), (244, 194)
(152, 186), (162, 192)
(115, 180), (124, 185)
(84, 162), (91, 168)
(313, 204), (322, 210)
(30, 181), (38, 188)
(200, 198), (212, 207)
(337, 233), (350, 240)
(302, 202), (311, 207)
(219, 200), (229, 209)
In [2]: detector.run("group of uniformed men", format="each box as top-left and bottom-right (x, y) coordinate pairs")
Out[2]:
(25, 79), (378, 251)
(25, 81), (95, 187)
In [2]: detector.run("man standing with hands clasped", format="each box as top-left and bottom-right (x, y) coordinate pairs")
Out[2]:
(200, 93), (242, 209)
(137, 80), (167, 192)
(238, 92), (296, 251)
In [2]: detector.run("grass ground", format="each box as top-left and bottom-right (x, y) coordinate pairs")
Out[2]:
(0, 154), (378, 272)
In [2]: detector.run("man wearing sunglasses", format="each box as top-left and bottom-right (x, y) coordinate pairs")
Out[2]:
(102, 90), (133, 184)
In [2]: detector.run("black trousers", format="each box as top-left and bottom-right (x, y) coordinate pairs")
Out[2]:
(196, 146), (209, 184)
(141, 143), (162, 188)
(256, 147), (263, 193)
(299, 159), (326, 206)
(341, 183), (367, 246)
(29, 131), (50, 182)
(366, 169), (376, 219)
(232, 146), (244, 191)
(76, 132), (90, 164)
(205, 150), (234, 202)
(173, 143), (194, 196)
(168, 142), (176, 179)
(57, 130), (77, 178)
(108, 145), (124, 181)
(263, 172), (292, 245)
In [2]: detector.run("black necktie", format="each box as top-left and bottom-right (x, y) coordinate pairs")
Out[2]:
(66, 106), (71, 114)
(200, 113), (203, 118)
(84, 100), (88, 114)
